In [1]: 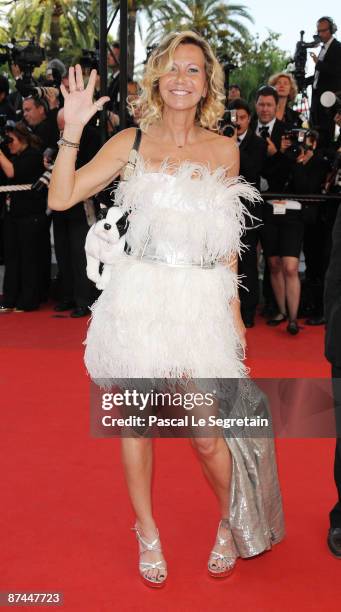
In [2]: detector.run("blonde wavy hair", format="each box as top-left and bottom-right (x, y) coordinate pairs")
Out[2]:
(268, 72), (298, 102)
(131, 31), (226, 132)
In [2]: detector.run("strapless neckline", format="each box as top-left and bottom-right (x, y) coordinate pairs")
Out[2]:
(133, 152), (230, 180)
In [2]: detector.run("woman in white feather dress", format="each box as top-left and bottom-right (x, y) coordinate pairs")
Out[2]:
(49, 30), (284, 588)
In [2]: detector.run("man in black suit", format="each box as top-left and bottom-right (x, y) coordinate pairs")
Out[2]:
(253, 86), (290, 317)
(324, 203), (341, 557)
(228, 98), (267, 327)
(254, 86), (288, 193)
(309, 17), (341, 146)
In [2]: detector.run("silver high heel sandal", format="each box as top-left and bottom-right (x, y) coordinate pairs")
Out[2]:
(208, 518), (238, 578)
(131, 524), (167, 588)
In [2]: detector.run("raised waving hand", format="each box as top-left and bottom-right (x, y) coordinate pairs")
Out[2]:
(60, 65), (110, 127)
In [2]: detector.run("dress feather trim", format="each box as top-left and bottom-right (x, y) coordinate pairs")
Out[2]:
(114, 156), (262, 262)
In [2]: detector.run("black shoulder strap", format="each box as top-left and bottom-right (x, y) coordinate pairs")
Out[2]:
(132, 127), (142, 153)
(123, 128), (142, 180)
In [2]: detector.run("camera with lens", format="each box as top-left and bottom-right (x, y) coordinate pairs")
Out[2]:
(0, 38), (45, 89)
(80, 42), (99, 72)
(0, 38), (60, 103)
(0, 38), (45, 71)
(0, 115), (17, 146)
(292, 30), (320, 93)
(221, 109), (238, 138)
(31, 147), (58, 193)
(283, 128), (317, 160)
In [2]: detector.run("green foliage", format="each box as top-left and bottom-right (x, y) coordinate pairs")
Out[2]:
(230, 31), (290, 104)
(0, 0), (290, 96)
(147, 0), (254, 48)
(0, 0), (101, 61)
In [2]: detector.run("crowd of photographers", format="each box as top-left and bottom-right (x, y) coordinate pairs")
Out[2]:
(0, 16), (341, 336)
(0, 43), (140, 317)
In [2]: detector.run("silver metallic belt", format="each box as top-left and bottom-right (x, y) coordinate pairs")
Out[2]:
(126, 252), (218, 269)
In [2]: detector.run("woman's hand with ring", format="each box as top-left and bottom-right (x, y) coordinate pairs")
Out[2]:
(61, 64), (110, 128)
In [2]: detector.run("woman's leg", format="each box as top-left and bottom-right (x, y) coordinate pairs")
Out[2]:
(120, 437), (166, 581)
(268, 256), (286, 316)
(282, 256), (300, 320)
(190, 436), (233, 569)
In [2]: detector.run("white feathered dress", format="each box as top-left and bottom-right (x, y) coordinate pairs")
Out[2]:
(85, 159), (260, 379)
(84, 158), (285, 558)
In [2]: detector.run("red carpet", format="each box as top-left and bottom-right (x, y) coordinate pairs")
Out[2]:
(1, 306), (340, 611)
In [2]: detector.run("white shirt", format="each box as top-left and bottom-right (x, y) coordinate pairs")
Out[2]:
(256, 117), (276, 137)
(257, 118), (276, 192)
(313, 37), (334, 89)
(237, 130), (248, 145)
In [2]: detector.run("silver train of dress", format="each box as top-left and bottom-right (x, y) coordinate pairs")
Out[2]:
(84, 157), (285, 558)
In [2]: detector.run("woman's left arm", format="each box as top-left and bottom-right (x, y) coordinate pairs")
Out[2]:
(0, 150), (14, 178)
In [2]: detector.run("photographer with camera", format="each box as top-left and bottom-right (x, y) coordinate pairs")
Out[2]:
(0, 122), (48, 312)
(268, 72), (302, 129)
(253, 85), (289, 318)
(254, 86), (288, 189)
(23, 95), (59, 150)
(262, 129), (329, 334)
(228, 98), (267, 327)
(308, 17), (341, 146)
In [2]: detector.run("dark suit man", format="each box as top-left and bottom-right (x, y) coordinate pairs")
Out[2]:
(252, 86), (288, 193)
(324, 202), (341, 557)
(253, 86), (291, 317)
(308, 17), (341, 146)
(228, 99), (267, 327)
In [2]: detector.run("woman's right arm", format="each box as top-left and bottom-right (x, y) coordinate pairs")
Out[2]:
(48, 65), (137, 211)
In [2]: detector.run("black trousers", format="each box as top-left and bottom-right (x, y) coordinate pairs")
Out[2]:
(3, 213), (49, 310)
(330, 364), (341, 528)
(239, 227), (260, 317)
(303, 202), (340, 316)
(40, 213), (52, 302)
(53, 207), (97, 308)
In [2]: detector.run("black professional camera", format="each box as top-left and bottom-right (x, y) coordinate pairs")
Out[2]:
(292, 30), (320, 93)
(0, 38), (45, 70)
(283, 128), (317, 159)
(80, 46), (99, 72)
(217, 51), (238, 92)
(220, 109), (238, 138)
(0, 38), (60, 103)
(0, 116), (17, 146)
(31, 147), (57, 193)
